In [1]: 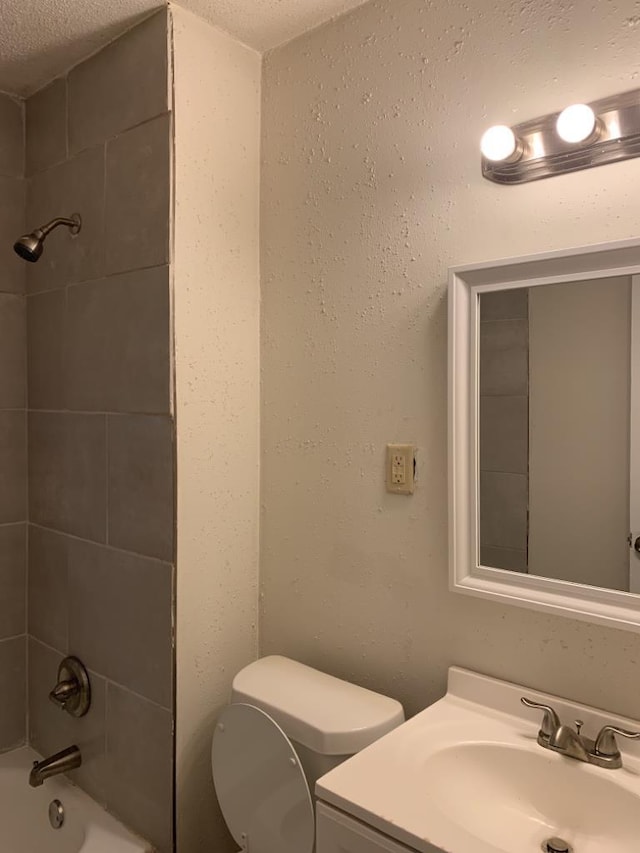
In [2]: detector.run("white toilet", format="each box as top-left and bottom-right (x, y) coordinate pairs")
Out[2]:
(211, 655), (405, 853)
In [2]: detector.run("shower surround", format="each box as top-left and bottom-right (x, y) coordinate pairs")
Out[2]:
(0, 91), (27, 755)
(0, 11), (175, 853)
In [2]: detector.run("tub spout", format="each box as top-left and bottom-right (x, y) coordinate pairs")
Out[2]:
(29, 745), (81, 788)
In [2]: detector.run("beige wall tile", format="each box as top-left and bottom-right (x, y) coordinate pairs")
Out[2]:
(66, 267), (170, 413)
(105, 683), (173, 853)
(0, 412), (26, 524)
(0, 524), (26, 639)
(28, 525), (68, 651)
(480, 545), (528, 573)
(28, 412), (106, 541)
(480, 471), (528, 551)
(0, 95), (24, 178)
(480, 319), (529, 397)
(480, 288), (528, 321)
(0, 294), (25, 408)
(26, 79), (67, 176)
(105, 115), (171, 275)
(480, 395), (528, 474)
(67, 539), (172, 708)
(0, 176), (26, 295)
(27, 289), (66, 410)
(108, 415), (174, 560)
(68, 11), (168, 154)
(0, 636), (25, 749)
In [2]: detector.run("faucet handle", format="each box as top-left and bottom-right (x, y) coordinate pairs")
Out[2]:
(521, 697), (561, 742)
(49, 679), (79, 708)
(594, 725), (640, 758)
(48, 657), (91, 718)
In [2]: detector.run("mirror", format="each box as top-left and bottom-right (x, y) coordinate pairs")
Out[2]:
(479, 277), (634, 592)
(449, 239), (640, 632)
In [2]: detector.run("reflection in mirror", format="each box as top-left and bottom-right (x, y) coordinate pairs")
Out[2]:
(479, 277), (633, 593)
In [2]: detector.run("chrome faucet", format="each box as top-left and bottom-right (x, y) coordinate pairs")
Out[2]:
(29, 745), (82, 787)
(522, 697), (640, 770)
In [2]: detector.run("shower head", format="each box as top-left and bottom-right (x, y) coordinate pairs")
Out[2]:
(13, 214), (82, 263)
(13, 232), (44, 263)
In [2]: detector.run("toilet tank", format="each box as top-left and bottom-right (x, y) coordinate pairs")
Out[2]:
(231, 656), (405, 785)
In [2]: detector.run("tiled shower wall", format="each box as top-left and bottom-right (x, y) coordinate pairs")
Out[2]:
(24, 12), (174, 851)
(479, 289), (529, 573)
(0, 93), (27, 751)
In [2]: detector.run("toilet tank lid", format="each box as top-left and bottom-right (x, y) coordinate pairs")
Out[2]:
(230, 656), (405, 755)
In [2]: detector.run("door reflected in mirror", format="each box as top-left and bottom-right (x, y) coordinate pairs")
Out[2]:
(479, 277), (637, 593)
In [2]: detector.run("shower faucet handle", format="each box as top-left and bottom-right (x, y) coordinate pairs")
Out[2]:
(49, 657), (91, 718)
(49, 679), (79, 706)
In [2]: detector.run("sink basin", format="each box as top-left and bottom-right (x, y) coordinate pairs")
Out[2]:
(316, 667), (640, 853)
(423, 742), (640, 852)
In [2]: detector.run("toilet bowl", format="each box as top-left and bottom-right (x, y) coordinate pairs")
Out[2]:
(211, 655), (404, 853)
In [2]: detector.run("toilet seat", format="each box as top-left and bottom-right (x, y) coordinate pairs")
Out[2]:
(212, 703), (315, 853)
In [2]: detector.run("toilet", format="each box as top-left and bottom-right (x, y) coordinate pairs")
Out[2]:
(211, 655), (405, 853)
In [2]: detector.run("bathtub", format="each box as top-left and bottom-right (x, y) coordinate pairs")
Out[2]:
(1, 747), (151, 852)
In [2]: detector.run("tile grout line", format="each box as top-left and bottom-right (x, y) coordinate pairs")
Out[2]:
(0, 632), (28, 645)
(29, 520), (172, 566)
(105, 414), (109, 546)
(25, 261), (171, 298)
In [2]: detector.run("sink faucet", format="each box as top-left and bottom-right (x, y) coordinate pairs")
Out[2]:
(521, 698), (640, 769)
(547, 720), (590, 762)
(29, 745), (82, 787)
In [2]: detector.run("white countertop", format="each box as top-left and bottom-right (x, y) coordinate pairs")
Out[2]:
(315, 667), (640, 853)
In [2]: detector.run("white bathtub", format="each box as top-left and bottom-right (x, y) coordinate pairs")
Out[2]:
(0, 747), (151, 853)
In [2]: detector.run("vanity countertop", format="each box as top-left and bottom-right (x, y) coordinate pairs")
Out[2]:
(315, 667), (640, 853)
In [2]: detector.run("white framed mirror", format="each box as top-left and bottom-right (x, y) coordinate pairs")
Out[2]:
(449, 237), (640, 632)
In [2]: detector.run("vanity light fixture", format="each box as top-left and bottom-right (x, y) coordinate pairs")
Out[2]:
(556, 103), (599, 144)
(480, 125), (523, 163)
(481, 87), (640, 184)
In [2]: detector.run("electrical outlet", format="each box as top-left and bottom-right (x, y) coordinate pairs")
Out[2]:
(386, 444), (415, 494)
(392, 453), (406, 484)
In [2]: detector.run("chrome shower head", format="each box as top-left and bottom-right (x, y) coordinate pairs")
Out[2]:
(13, 214), (82, 263)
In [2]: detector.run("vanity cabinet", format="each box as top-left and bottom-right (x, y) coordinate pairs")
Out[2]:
(316, 802), (434, 853)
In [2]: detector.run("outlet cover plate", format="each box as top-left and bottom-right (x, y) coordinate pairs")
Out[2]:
(386, 444), (416, 495)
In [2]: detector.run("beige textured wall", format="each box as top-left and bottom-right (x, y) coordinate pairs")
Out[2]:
(528, 278), (630, 590)
(260, 0), (640, 723)
(171, 6), (261, 851)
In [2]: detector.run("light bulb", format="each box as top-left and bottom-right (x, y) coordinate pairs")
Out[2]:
(556, 104), (597, 144)
(480, 125), (520, 163)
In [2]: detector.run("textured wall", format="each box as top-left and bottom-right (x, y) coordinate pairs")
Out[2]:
(24, 12), (174, 851)
(171, 6), (261, 852)
(261, 0), (640, 723)
(0, 92), (26, 752)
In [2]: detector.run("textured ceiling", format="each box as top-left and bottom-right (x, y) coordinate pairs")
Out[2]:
(0, 0), (163, 96)
(0, 0), (371, 97)
(177, 0), (372, 52)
